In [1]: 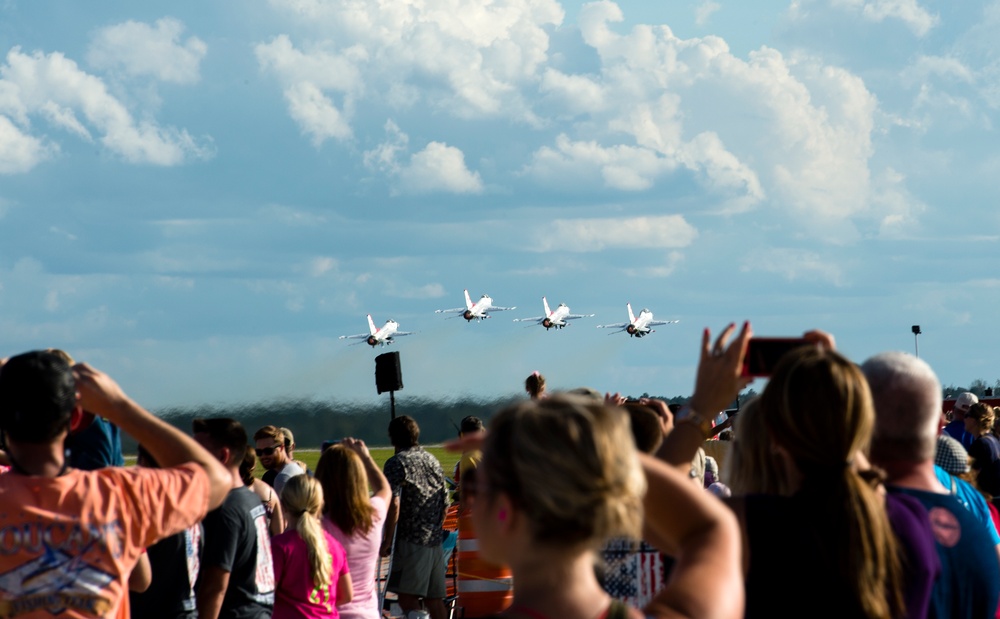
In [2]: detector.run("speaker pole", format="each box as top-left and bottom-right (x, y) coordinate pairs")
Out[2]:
(389, 390), (396, 420)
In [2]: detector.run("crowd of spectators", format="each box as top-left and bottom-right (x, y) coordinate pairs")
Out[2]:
(2, 325), (1000, 618)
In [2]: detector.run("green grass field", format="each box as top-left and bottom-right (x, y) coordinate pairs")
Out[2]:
(293, 445), (460, 479)
(126, 445), (462, 480)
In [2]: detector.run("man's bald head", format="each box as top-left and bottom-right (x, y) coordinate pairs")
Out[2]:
(861, 351), (941, 463)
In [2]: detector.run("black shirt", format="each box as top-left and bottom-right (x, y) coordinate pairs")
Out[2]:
(202, 487), (275, 619)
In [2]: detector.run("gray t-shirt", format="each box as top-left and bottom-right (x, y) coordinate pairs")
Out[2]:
(273, 461), (305, 495)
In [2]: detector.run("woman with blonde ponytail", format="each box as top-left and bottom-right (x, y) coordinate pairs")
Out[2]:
(272, 474), (353, 618)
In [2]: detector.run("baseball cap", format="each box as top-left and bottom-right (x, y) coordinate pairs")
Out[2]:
(955, 392), (979, 413)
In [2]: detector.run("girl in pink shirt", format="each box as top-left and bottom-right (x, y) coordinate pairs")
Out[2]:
(272, 474), (353, 618)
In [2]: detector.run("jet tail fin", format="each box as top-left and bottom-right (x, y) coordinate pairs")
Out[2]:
(542, 296), (551, 316)
(627, 303), (636, 325)
(367, 314), (378, 335)
(464, 289), (474, 310)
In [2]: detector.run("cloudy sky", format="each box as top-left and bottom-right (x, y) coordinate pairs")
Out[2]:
(2, 0), (998, 410)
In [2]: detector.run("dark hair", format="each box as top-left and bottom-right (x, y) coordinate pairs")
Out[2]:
(623, 403), (663, 454)
(193, 417), (248, 465)
(240, 448), (257, 486)
(0, 351), (77, 443)
(525, 372), (546, 398)
(137, 444), (160, 468)
(388, 416), (419, 449)
(460, 416), (484, 435)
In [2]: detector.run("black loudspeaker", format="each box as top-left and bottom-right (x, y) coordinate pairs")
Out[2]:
(375, 352), (403, 394)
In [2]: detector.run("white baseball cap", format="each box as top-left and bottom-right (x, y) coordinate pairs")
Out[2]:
(955, 392), (979, 413)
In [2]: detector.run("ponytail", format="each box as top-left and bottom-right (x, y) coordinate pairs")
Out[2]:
(762, 347), (906, 619)
(281, 475), (333, 589)
(842, 468), (904, 619)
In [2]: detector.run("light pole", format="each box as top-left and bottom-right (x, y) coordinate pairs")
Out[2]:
(911, 325), (921, 357)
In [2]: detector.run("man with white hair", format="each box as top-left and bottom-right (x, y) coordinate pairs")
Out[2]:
(944, 391), (978, 450)
(862, 352), (999, 617)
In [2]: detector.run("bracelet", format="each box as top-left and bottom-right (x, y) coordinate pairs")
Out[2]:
(676, 404), (714, 438)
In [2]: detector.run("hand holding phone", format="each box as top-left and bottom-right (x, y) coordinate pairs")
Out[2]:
(741, 337), (811, 378)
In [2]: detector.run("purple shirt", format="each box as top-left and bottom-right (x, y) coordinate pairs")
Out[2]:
(885, 492), (939, 619)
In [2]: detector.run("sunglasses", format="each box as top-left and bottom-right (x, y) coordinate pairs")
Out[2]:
(255, 445), (281, 457)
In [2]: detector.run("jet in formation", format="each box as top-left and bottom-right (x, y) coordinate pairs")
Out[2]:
(596, 303), (678, 338)
(339, 315), (413, 347)
(513, 297), (595, 330)
(435, 290), (516, 322)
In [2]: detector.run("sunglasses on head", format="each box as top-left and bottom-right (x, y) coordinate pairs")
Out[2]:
(255, 445), (281, 457)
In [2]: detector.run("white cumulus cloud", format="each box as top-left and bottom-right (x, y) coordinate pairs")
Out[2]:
(398, 142), (484, 194)
(537, 4), (882, 233)
(740, 248), (845, 285)
(284, 81), (353, 145)
(830, 0), (939, 37)
(531, 214), (698, 252)
(260, 0), (564, 129)
(695, 1), (721, 26)
(87, 18), (207, 84)
(0, 114), (55, 173)
(364, 121), (483, 194)
(0, 47), (212, 169)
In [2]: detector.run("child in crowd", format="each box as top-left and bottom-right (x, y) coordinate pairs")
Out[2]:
(272, 474), (353, 618)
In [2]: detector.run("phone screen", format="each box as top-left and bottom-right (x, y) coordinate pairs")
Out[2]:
(742, 338), (810, 377)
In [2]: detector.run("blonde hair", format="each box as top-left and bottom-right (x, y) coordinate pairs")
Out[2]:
(760, 347), (903, 619)
(725, 397), (793, 496)
(482, 395), (645, 549)
(280, 474), (332, 589)
(316, 445), (376, 537)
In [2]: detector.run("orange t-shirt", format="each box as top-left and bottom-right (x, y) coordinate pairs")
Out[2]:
(0, 462), (210, 618)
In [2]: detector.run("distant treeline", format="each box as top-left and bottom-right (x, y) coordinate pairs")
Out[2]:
(126, 378), (1000, 454)
(130, 391), (694, 454)
(134, 395), (526, 453)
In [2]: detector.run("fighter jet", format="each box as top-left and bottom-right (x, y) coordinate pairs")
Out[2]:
(435, 290), (515, 322)
(339, 315), (413, 347)
(596, 303), (678, 338)
(513, 297), (594, 330)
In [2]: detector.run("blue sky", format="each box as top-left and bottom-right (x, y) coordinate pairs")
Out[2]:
(1, 0), (998, 409)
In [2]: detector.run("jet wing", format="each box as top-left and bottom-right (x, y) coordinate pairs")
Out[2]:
(392, 331), (415, 337)
(648, 320), (680, 327)
(338, 333), (370, 340)
(485, 305), (516, 312)
(565, 313), (596, 320)
(512, 315), (545, 323)
(435, 307), (466, 314)
(596, 322), (629, 331)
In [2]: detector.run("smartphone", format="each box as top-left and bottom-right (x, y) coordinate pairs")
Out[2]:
(321, 439), (341, 452)
(741, 337), (810, 378)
